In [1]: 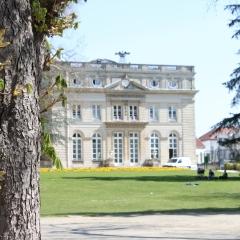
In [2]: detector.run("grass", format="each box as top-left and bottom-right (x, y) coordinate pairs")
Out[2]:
(40, 169), (240, 217)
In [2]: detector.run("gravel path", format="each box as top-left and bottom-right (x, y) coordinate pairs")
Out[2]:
(41, 212), (240, 240)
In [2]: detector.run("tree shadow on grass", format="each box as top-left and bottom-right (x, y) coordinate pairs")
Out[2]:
(62, 175), (240, 183)
(41, 207), (240, 217)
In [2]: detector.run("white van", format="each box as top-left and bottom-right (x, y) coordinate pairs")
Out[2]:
(163, 157), (191, 168)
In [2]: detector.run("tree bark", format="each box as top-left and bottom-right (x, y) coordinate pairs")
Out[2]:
(0, 0), (45, 239)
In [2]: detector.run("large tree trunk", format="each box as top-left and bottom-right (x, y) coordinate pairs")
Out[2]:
(0, 0), (45, 239)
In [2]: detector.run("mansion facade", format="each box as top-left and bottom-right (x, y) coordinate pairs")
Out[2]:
(50, 59), (198, 168)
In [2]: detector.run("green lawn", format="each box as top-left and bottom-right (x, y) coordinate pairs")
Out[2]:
(40, 170), (240, 217)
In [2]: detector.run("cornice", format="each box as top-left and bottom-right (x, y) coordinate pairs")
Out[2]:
(104, 122), (149, 128)
(107, 94), (145, 99)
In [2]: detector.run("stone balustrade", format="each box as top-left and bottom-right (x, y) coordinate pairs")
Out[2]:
(68, 62), (194, 73)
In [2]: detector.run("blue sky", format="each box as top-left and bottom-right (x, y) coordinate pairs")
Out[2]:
(52, 0), (240, 137)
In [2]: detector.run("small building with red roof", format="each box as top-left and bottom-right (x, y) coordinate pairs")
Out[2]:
(198, 128), (234, 163)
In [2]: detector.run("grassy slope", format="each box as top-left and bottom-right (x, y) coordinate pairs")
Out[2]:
(40, 170), (240, 217)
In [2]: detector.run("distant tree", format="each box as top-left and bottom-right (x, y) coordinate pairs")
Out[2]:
(0, 0), (86, 238)
(213, 4), (240, 146)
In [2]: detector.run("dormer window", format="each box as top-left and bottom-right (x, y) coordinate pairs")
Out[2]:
(93, 79), (100, 86)
(168, 81), (177, 89)
(150, 80), (157, 88)
(73, 79), (81, 86)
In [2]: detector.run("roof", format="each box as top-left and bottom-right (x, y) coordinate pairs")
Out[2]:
(199, 128), (234, 142)
(196, 138), (205, 149)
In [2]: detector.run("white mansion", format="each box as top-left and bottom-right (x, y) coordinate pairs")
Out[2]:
(51, 59), (198, 168)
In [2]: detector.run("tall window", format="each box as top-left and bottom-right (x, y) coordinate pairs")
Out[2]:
(169, 106), (176, 120)
(150, 106), (158, 120)
(114, 133), (123, 164)
(92, 105), (101, 120)
(150, 133), (159, 158)
(73, 133), (81, 160)
(92, 133), (101, 160)
(130, 106), (138, 120)
(169, 133), (177, 158)
(73, 105), (81, 119)
(114, 106), (122, 120)
(130, 133), (138, 163)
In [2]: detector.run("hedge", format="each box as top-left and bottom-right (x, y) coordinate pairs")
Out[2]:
(224, 162), (240, 170)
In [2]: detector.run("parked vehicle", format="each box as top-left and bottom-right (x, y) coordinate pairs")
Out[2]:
(163, 157), (191, 168)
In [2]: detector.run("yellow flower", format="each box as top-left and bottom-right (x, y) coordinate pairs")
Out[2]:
(40, 167), (188, 173)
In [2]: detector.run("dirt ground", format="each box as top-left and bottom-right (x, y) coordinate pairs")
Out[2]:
(41, 212), (240, 240)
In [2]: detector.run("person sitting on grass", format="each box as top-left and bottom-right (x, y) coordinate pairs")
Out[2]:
(219, 170), (228, 179)
(209, 170), (215, 179)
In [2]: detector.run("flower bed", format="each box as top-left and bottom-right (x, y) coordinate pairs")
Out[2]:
(40, 167), (189, 172)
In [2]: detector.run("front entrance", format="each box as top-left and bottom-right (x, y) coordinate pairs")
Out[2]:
(130, 133), (139, 165)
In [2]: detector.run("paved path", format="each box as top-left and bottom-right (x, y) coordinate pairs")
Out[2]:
(41, 212), (240, 240)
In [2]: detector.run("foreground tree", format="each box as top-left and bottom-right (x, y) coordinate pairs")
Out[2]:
(213, 4), (240, 146)
(0, 0), (86, 238)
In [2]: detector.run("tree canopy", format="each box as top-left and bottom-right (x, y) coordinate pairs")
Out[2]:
(213, 4), (240, 146)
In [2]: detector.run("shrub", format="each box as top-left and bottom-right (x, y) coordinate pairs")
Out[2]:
(224, 163), (236, 170)
(236, 163), (240, 170)
(224, 163), (240, 170)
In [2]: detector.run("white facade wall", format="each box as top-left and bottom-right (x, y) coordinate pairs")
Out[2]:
(196, 148), (206, 164)
(50, 61), (198, 168)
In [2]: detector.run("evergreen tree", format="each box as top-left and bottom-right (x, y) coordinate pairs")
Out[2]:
(213, 4), (240, 147)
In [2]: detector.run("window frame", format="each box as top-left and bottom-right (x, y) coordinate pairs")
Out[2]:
(92, 79), (100, 87)
(92, 105), (101, 120)
(72, 105), (81, 119)
(72, 133), (81, 160)
(73, 79), (81, 86)
(150, 106), (158, 121)
(129, 133), (139, 164)
(150, 132), (159, 158)
(168, 81), (177, 89)
(92, 133), (102, 160)
(113, 105), (122, 120)
(114, 132), (123, 164)
(169, 133), (178, 158)
(169, 106), (177, 121)
(150, 80), (158, 88)
(129, 105), (138, 120)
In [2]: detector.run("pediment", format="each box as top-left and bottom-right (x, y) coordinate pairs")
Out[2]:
(105, 79), (149, 91)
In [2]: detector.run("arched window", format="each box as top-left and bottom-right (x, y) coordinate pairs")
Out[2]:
(73, 133), (81, 160)
(150, 133), (159, 158)
(169, 133), (178, 158)
(92, 133), (102, 160)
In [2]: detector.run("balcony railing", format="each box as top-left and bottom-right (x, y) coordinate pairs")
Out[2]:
(68, 62), (194, 73)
